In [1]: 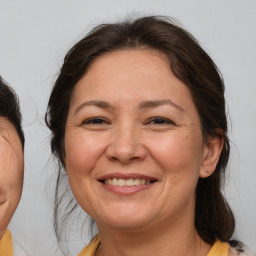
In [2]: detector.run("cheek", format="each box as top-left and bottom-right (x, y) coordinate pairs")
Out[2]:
(149, 133), (203, 212)
(64, 131), (106, 177)
(149, 132), (203, 171)
(147, 131), (204, 202)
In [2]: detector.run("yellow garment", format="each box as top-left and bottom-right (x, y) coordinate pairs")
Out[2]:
(78, 235), (100, 256)
(78, 235), (230, 256)
(0, 230), (13, 256)
(208, 240), (230, 256)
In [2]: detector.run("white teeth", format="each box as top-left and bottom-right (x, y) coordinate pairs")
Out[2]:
(117, 179), (126, 186)
(134, 178), (140, 186)
(126, 179), (134, 186)
(104, 178), (152, 186)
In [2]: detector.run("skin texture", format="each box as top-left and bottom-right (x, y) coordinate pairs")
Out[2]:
(65, 49), (223, 256)
(0, 117), (23, 239)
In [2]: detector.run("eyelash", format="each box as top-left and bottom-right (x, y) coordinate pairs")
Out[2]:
(81, 117), (175, 126)
(146, 117), (175, 126)
(82, 117), (108, 125)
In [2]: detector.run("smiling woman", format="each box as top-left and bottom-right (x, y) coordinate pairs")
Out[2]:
(45, 16), (252, 256)
(65, 48), (208, 231)
(0, 76), (24, 256)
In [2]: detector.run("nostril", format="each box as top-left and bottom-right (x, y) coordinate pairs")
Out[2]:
(106, 141), (147, 163)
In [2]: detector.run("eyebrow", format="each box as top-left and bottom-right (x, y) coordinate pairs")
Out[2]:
(74, 98), (184, 116)
(139, 99), (184, 111)
(74, 100), (113, 116)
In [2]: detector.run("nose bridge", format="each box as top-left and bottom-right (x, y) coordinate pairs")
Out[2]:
(116, 121), (136, 149)
(107, 120), (146, 162)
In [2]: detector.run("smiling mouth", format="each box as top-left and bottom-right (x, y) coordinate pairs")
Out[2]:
(100, 178), (157, 186)
(98, 175), (157, 195)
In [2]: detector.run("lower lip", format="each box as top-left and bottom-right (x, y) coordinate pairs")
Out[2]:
(101, 183), (155, 195)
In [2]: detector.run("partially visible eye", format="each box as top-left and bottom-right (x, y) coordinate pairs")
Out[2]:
(82, 117), (109, 125)
(147, 117), (175, 126)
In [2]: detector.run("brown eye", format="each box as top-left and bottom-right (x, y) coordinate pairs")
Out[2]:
(82, 117), (108, 125)
(148, 117), (175, 125)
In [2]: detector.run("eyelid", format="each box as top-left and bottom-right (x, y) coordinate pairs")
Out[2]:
(82, 117), (110, 125)
(146, 116), (176, 125)
(81, 116), (175, 126)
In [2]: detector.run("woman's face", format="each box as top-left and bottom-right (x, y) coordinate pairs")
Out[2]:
(0, 117), (23, 237)
(65, 49), (215, 231)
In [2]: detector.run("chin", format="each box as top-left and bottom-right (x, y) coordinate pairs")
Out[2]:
(96, 209), (154, 230)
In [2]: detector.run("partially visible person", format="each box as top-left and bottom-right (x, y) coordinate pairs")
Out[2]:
(46, 16), (254, 256)
(0, 76), (24, 256)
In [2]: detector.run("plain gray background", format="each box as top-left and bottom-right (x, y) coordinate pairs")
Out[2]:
(0, 0), (255, 255)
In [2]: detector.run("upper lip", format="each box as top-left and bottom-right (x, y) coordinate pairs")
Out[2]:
(98, 173), (158, 181)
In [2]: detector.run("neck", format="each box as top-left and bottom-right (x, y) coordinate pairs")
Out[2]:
(96, 213), (211, 256)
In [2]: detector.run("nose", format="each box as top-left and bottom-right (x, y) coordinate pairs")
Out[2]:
(106, 123), (147, 164)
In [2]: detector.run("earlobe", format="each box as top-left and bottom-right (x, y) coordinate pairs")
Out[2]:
(200, 135), (224, 178)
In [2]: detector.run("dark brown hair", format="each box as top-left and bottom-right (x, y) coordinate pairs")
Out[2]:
(0, 76), (24, 148)
(45, 16), (235, 249)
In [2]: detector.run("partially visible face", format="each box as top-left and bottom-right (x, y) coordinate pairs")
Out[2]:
(0, 117), (24, 238)
(64, 49), (210, 231)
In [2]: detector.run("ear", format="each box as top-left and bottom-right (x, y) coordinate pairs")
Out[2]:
(200, 135), (224, 178)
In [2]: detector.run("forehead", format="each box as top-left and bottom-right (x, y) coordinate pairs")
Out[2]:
(0, 116), (23, 149)
(84, 48), (171, 86)
(68, 48), (201, 130)
(71, 48), (192, 104)
(0, 117), (14, 131)
(0, 116), (14, 135)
